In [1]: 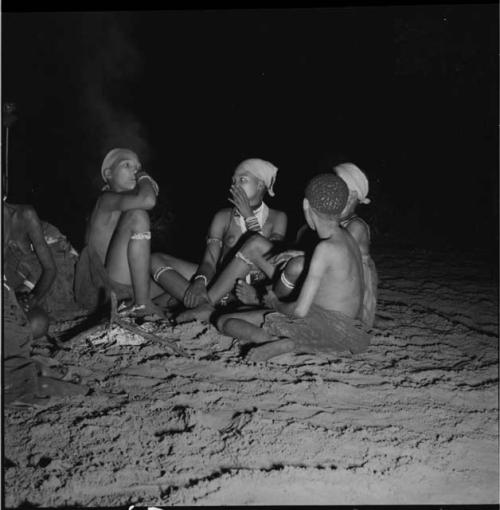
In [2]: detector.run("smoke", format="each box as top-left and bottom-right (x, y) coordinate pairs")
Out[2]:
(79, 13), (151, 177)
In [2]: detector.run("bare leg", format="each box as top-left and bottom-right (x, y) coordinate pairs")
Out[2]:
(274, 256), (305, 299)
(247, 339), (295, 362)
(105, 209), (161, 315)
(222, 318), (270, 344)
(217, 310), (295, 361)
(242, 257), (303, 360)
(207, 235), (276, 304)
(216, 309), (268, 335)
(178, 235), (278, 323)
(151, 253), (197, 301)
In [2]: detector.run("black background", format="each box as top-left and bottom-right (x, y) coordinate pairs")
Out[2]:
(2, 6), (498, 262)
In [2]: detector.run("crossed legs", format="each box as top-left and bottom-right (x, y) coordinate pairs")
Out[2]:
(236, 254), (305, 304)
(176, 234), (277, 323)
(150, 252), (198, 304)
(216, 309), (295, 362)
(214, 255), (306, 360)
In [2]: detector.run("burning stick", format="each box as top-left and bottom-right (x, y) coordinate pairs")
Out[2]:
(108, 291), (187, 357)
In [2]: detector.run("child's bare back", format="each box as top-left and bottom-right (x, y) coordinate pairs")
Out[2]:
(217, 173), (371, 362)
(311, 230), (364, 319)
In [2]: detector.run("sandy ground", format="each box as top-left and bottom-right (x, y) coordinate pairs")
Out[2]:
(3, 248), (499, 506)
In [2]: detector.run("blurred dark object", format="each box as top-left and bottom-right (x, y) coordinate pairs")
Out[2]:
(3, 101), (17, 127)
(3, 101), (17, 198)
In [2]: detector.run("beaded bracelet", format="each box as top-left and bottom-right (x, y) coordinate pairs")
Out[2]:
(245, 215), (261, 232)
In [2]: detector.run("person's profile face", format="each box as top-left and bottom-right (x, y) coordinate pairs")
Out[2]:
(109, 157), (141, 191)
(232, 169), (261, 199)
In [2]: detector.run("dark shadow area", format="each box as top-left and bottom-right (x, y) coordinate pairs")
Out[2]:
(2, 7), (498, 263)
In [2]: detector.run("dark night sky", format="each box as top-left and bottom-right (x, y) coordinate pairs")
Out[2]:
(2, 6), (498, 260)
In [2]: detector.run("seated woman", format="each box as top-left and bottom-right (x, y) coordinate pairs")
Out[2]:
(151, 158), (287, 322)
(74, 148), (164, 317)
(234, 162), (377, 328)
(3, 201), (57, 343)
(216, 173), (371, 362)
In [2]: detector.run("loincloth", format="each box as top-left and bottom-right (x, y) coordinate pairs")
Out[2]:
(262, 304), (371, 355)
(74, 245), (133, 312)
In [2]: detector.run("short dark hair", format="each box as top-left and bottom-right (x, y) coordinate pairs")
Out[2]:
(305, 173), (348, 217)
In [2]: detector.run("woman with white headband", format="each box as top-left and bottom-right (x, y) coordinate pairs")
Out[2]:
(150, 158), (287, 321)
(74, 148), (163, 318)
(236, 162), (377, 328)
(333, 163), (377, 328)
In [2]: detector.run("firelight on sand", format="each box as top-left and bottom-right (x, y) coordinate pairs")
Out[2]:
(4, 248), (498, 506)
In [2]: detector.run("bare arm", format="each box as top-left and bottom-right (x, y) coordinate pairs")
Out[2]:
(294, 223), (310, 245)
(24, 208), (57, 304)
(99, 172), (158, 212)
(347, 221), (370, 258)
(268, 211), (287, 242)
(182, 210), (227, 308)
(269, 242), (332, 318)
(196, 210), (228, 283)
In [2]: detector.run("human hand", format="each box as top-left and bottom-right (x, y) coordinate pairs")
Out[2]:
(228, 184), (253, 219)
(270, 250), (305, 267)
(183, 279), (209, 309)
(136, 170), (149, 180)
(137, 171), (160, 196)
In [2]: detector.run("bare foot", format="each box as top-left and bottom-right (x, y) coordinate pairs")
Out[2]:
(235, 279), (260, 305)
(143, 300), (167, 319)
(247, 339), (295, 362)
(153, 293), (180, 310)
(176, 302), (215, 324)
(121, 301), (167, 320)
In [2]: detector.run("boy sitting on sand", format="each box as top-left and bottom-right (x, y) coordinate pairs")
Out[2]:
(151, 158), (287, 321)
(75, 148), (163, 317)
(235, 162), (377, 328)
(216, 173), (371, 362)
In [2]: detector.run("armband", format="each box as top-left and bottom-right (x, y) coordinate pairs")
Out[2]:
(207, 237), (223, 248)
(193, 274), (208, 286)
(244, 215), (261, 232)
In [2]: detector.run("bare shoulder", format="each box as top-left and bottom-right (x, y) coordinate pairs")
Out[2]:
(213, 207), (232, 224)
(317, 236), (353, 261)
(314, 238), (342, 259)
(18, 204), (41, 225)
(347, 217), (369, 241)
